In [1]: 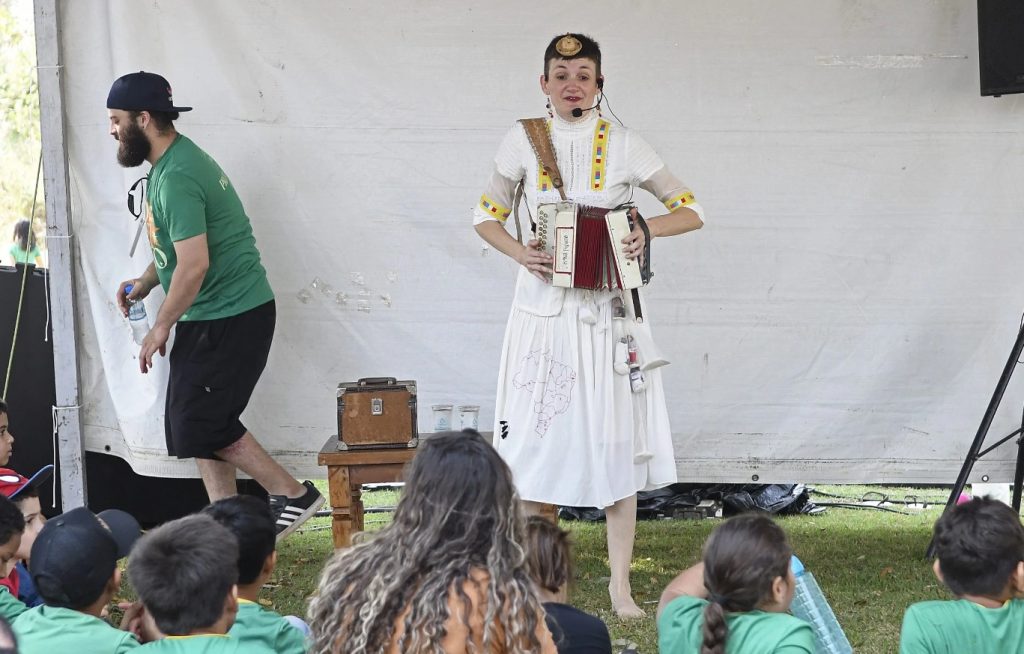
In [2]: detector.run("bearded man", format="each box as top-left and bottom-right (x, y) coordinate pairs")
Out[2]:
(107, 71), (322, 539)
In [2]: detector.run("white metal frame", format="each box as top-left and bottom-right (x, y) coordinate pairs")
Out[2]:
(33, 0), (86, 508)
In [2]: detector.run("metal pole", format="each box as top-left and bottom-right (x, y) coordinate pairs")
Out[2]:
(33, 0), (86, 508)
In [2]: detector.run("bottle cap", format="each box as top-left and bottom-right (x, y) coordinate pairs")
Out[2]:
(125, 284), (134, 294)
(790, 554), (805, 576)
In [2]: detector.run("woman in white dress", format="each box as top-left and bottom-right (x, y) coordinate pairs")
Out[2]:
(473, 33), (705, 617)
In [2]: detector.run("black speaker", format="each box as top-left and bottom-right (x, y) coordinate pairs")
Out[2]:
(978, 0), (1024, 96)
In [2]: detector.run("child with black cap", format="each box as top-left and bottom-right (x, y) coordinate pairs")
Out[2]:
(12, 506), (144, 652)
(0, 495), (25, 622)
(128, 514), (274, 653)
(203, 496), (307, 653)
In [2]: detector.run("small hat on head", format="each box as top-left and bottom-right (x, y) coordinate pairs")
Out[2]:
(107, 71), (192, 113)
(0, 465), (53, 501)
(30, 506), (141, 608)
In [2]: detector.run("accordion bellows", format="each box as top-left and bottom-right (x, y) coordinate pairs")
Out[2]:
(536, 203), (643, 290)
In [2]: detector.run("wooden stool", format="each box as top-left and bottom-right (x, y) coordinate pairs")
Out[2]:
(317, 435), (416, 548)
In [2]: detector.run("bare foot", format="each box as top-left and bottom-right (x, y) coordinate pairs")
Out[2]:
(609, 583), (647, 619)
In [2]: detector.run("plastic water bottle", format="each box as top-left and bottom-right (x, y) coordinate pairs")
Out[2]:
(125, 284), (149, 345)
(790, 555), (853, 654)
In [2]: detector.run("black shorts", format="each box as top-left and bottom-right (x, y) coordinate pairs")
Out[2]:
(165, 300), (276, 459)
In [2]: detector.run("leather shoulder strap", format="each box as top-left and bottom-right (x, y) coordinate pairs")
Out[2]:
(519, 118), (567, 201)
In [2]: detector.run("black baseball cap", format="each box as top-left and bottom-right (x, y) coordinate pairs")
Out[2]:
(106, 71), (193, 113)
(30, 506), (141, 608)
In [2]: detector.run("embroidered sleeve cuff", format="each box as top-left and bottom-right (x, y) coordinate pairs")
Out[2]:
(663, 191), (696, 211)
(478, 194), (511, 223)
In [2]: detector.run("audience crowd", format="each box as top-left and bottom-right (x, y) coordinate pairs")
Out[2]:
(0, 398), (1022, 653)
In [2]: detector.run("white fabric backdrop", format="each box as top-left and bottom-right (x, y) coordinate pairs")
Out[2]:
(59, 0), (1024, 482)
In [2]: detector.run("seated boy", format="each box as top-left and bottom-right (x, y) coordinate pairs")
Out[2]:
(0, 400), (14, 467)
(0, 495), (24, 622)
(0, 465), (54, 607)
(900, 496), (1024, 653)
(203, 496), (307, 653)
(129, 515), (275, 653)
(13, 506), (144, 653)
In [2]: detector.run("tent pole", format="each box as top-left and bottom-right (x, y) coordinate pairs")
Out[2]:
(33, 0), (87, 508)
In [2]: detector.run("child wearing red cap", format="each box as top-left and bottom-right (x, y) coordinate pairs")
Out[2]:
(0, 465), (53, 607)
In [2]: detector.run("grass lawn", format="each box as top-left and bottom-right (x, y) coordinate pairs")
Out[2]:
(250, 483), (965, 653)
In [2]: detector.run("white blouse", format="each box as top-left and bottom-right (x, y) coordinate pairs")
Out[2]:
(473, 110), (704, 229)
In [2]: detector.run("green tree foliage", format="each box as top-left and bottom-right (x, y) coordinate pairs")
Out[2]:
(0, 0), (44, 263)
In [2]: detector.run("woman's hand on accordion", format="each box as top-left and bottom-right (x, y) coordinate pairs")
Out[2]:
(622, 208), (649, 261)
(518, 239), (553, 282)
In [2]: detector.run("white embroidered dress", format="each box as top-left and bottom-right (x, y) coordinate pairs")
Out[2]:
(474, 111), (703, 508)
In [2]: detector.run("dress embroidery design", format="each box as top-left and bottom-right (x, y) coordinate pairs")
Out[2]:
(512, 349), (577, 436)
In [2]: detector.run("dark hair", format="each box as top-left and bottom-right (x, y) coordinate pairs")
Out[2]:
(0, 399), (7, 417)
(202, 495), (276, 586)
(543, 33), (602, 78)
(11, 221), (34, 253)
(127, 515), (238, 635)
(308, 430), (546, 654)
(0, 613), (17, 653)
(0, 495), (25, 546)
(11, 486), (38, 507)
(524, 515), (573, 594)
(129, 110), (178, 134)
(700, 514), (792, 654)
(933, 496), (1024, 597)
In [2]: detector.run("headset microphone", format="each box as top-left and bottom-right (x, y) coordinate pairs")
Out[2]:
(571, 95), (603, 118)
(571, 78), (605, 118)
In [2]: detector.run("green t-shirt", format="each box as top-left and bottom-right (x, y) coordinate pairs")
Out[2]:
(139, 634), (275, 653)
(13, 605), (140, 653)
(8, 244), (40, 264)
(0, 586), (27, 622)
(658, 596), (815, 654)
(228, 599), (306, 653)
(900, 598), (1024, 653)
(146, 135), (274, 321)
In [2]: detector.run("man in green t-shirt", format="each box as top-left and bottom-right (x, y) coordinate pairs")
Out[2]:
(106, 72), (322, 540)
(900, 497), (1024, 653)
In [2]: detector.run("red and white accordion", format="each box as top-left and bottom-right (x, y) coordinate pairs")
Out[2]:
(535, 203), (650, 291)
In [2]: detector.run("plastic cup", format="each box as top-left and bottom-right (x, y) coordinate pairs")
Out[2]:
(431, 404), (453, 432)
(457, 405), (480, 431)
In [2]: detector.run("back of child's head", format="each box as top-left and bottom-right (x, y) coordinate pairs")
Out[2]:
(524, 515), (573, 595)
(30, 506), (140, 609)
(202, 495), (276, 585)
(11, 221), (33, 251)
(128, 514), (239, 635)
(932, 496), (1024, 597)
(700, 514), (792, 654)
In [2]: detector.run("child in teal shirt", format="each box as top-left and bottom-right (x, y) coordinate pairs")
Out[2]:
(13, 506), (145, 653)
(130, 515), (275, 653)
(0, 495), (25, 622)
(900, 496), (1024, 653)
(204, 496), (307, 653)
(658, 514), (814, 654)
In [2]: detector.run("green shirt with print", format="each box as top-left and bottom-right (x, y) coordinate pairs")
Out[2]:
(658, 595), (814, 654)
(13, 605), (140, 653)
(139, 633), (274, 653)
(228, 599), (306, 653)
(900, 598), (1024, 654)
(146, 135), (274, 321)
